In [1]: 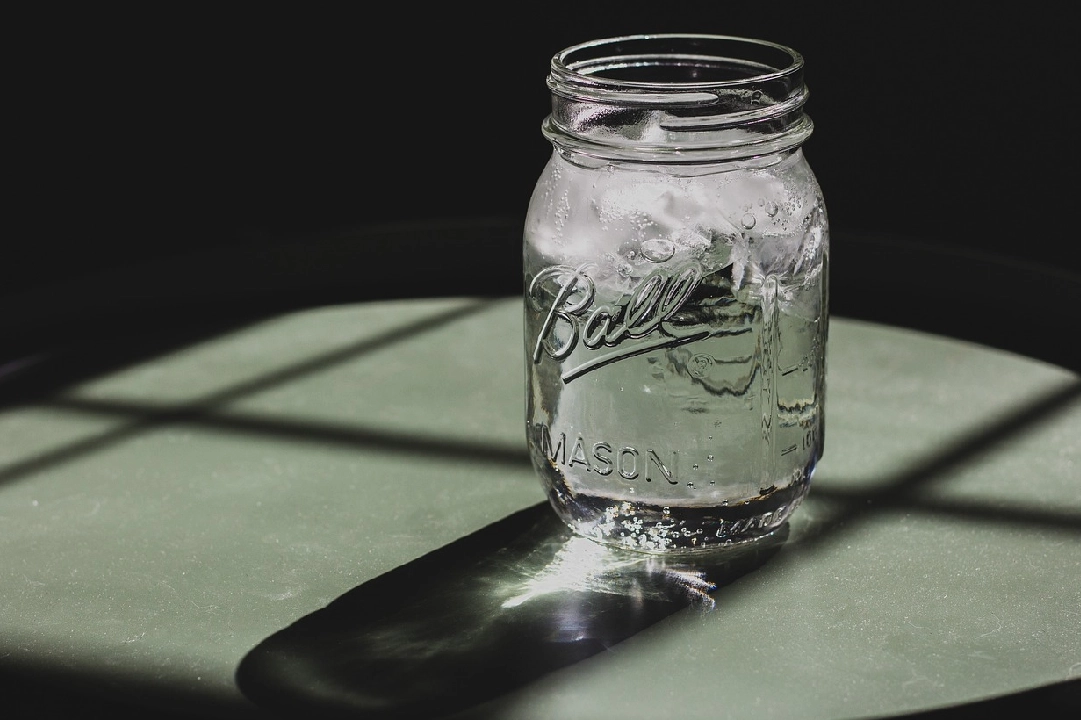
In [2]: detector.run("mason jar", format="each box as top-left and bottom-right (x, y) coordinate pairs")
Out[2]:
(523, 34), (829, 553)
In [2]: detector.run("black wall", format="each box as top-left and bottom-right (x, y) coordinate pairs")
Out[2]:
(8, 4), (1077, 326)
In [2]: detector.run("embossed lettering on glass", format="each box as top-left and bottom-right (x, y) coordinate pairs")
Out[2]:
(524, 34), (829, 553)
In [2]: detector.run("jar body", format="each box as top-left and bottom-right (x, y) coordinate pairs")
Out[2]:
(524, 147), (827, 552)
(524, 34), (828, 552)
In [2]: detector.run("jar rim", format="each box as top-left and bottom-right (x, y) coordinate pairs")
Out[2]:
(550, 33), (805, 98)
(545, 33), (813, 163)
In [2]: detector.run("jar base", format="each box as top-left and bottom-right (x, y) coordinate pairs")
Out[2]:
(547, 479), (810, 555)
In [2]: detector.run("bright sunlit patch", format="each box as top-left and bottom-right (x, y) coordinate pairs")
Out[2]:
(500, 535), (716, 609)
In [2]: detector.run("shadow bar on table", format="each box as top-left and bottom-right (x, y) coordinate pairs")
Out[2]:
(0, 299), (500, 489)
(791, 378), (1081, 552)
(41, 397), (531, 469)
(810, 485), (1081, 535)
(23, 376), (1081, 546)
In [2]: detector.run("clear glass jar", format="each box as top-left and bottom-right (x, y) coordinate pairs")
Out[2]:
(523, 34), (829, 553)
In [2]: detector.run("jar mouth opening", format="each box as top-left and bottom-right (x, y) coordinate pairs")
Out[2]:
(545, 34), (812, 163)
(550, 34), (804, 100)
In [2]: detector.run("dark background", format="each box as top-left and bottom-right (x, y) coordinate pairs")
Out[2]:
(3, 5), (1080, 716)
(7, 3), (1078, 359)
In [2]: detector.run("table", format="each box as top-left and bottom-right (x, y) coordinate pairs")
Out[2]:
(1, 221), (1078, 718)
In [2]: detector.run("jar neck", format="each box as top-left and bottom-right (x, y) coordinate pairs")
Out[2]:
(544, 34), (813, 164)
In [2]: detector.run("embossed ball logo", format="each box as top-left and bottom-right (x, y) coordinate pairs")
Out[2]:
(527, 262), (710, 383)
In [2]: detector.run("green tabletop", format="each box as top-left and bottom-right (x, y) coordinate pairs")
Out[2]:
(1, 297), (1078, 718)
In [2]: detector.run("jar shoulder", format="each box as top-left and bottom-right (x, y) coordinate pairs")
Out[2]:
(526, 149), (827, 230)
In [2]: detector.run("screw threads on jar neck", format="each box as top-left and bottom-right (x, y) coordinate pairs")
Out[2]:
(544, 34), (814, 164)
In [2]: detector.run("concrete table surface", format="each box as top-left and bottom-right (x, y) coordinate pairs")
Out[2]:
(1, 297), (1078, 718)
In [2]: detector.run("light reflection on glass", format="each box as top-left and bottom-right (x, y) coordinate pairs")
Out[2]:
(501, 534), (717, 610)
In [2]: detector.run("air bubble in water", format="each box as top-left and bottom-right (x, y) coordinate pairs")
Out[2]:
(765, 201), (779, 217)
(641, 238), (675, 262)
(741, 213), (757, 229)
